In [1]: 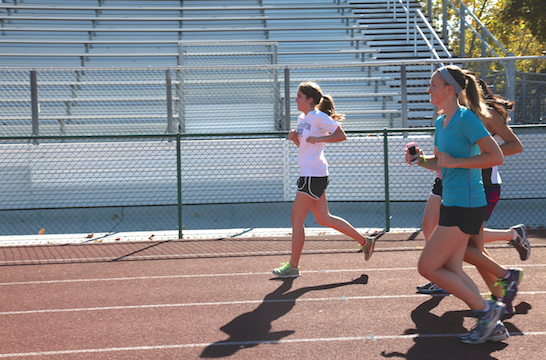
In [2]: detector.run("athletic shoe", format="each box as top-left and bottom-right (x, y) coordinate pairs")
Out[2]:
(272, 262), (300, 278)
(496, 268), (523, 315)
(358, 236), (376, 261)
(489, 292), (516, 315)
(416, 281), (448, 294)
(460, 300), (505, 344)
(460, 320), (509, 343)
(486, 293), (498, 302)
(510, 224), (530, 261)
(487, 321), (510, 342)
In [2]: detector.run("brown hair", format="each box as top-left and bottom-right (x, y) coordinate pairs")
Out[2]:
(475, 76), (514, 123)
(436, 65), (490, 119)
(298, 81), (345, 121)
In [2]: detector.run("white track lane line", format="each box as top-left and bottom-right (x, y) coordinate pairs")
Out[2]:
(0, 267), (415, 286)
(1, 291), (545, 316)
(1, 332), (546, 358)
(1, 263), (544, 286)
(0, 248), (373, 265)
(0, 242), (531, 265)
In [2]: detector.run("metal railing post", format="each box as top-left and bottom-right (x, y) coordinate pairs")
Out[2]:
(284, 67), (291, 131)
(521, 73), (527, 122)
(383, 128), (391, 232)
(506, 55), (517, 113)
(401, 64), (408, 129)
(406, 0), (410, 44)
(177, 44), (186, 133)
(442, 0), (447, 43)
(271, 45), (282, 130)
(176, 133), (183, 239)
(481, 26), (487, 77)
(166, 69), (174, 134)
(427, 0), (432, 21)
(30, 70), (39, 142)
(413, 11), (417, 57)
(460, 4), (465, 58)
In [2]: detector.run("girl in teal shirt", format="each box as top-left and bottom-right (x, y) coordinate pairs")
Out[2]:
(417, 66), (506, 344)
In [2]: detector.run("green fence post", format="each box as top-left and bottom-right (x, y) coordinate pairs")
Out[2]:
(383, 129), (391, 232)
(176, 134), (183, 239)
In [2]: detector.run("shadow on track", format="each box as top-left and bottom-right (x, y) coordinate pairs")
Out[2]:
(380, 296), (529, 360)
(200, 274), (369, 358)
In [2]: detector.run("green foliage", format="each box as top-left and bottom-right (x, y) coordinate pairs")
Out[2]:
(500, 0), (546, 44)
(417, 0), (546, 72)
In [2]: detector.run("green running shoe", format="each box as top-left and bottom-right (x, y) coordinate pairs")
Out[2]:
(272, 262), (300, 278)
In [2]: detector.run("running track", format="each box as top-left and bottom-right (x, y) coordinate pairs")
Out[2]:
(1, 230), (545, 359)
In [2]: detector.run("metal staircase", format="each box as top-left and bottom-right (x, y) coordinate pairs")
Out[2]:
(351, 0), (454, 126)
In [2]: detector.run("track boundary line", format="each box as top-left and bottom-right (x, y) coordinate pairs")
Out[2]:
(1, 263), (544, 286)
(1, 242), (543, 265)
(2, 291), (545, 316)
(1, 332), (545, 358)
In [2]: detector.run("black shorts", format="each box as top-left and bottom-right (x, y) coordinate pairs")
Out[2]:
(297, 176), (329, 200)
(433, 179), (500, 222)
(439, 204), (487, 235)
(431, 177), (442, 197)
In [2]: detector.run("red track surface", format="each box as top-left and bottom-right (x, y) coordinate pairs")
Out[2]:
(1, 230), (545, 359)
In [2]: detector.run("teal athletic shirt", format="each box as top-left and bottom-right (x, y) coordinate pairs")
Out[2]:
(434, 106), (490, 208)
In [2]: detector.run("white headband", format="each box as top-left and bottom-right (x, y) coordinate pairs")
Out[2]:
(438, 67), (463, 95)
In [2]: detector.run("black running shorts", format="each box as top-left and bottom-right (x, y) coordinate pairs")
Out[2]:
(297, 176), (329, 200)
(439, 204), (487, 235)
(432, 179), (500, 222)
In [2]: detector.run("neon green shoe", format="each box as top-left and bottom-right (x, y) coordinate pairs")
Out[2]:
(358, 236), (376, 261)
(272, 262), (300, 278)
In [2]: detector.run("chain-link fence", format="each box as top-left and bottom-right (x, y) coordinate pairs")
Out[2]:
(2, 58), (544, 139)
(0, 64), (399, 137)
(1, 126), (545, 243)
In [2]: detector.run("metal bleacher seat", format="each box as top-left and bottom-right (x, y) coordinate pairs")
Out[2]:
(0, 1), (375, 66)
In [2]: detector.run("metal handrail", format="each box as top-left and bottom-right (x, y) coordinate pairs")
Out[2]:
(388, 0), (411, 42)
(440, 0), (512, 97)
(388, 0), (448, 58)
(414, 25), (440, 60)
(0, 4), (364, 12)
(0, 25), (366, 33)
(414, 9), (452, 60)
(1, 55), (543, 71)
(444, 0), (509, 57)
(0, 15), (365, 22)
(0, 37), (372, 45)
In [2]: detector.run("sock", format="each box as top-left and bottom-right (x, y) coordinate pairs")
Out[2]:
(291, 264), (298, 269)
(502, 269), (510, 279)
(483, 299), (491, 312)
(511, 228), (518, 241)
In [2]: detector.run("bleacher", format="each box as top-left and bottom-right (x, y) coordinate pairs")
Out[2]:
(0, 0), (375, 67)
(0, 0), (451, 134)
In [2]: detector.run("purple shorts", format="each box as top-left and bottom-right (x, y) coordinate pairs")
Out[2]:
(485, 185), (501, 221)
